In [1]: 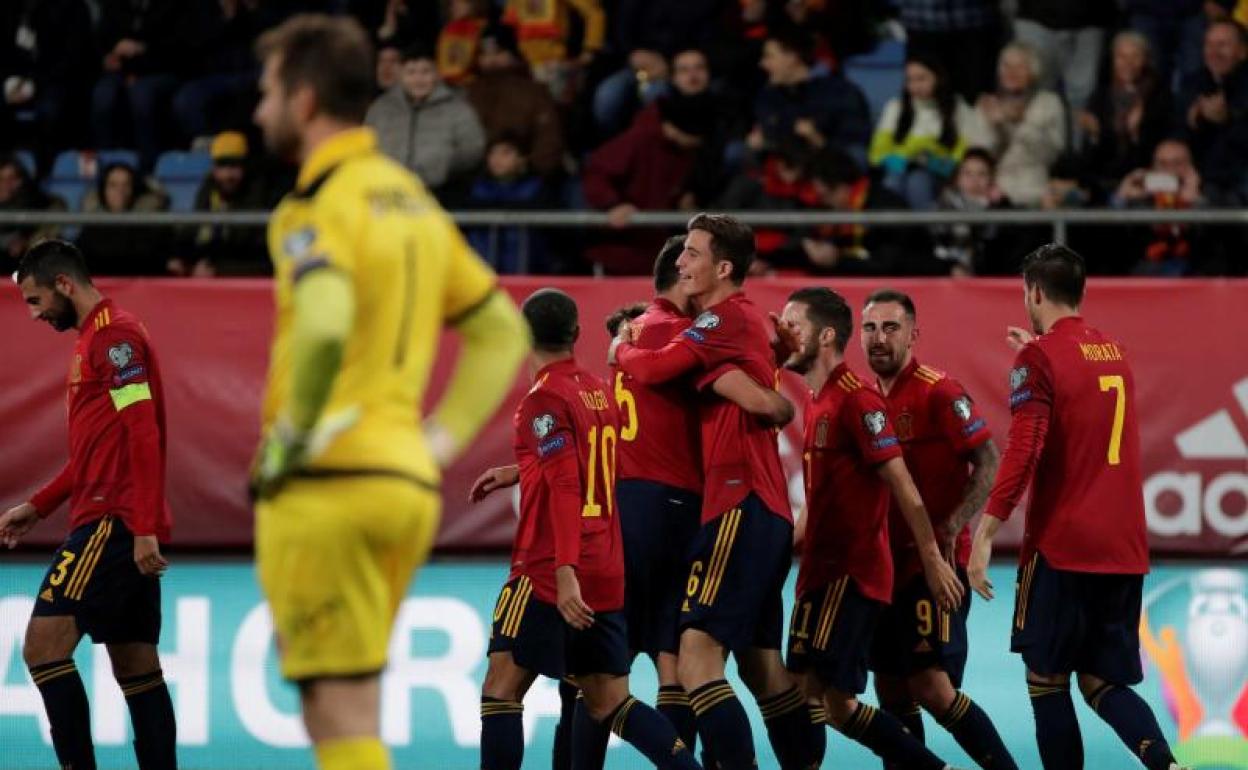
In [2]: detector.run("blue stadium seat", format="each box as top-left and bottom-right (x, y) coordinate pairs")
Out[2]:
(50, 149), (141, 181)
(845, 65), (903, 124)
(845, 37), (906, 69)
(164, 180), (201, 212)
(154, 151), (211, 182)
(13, 150), (36, 177)
(45, 180), (88, 212)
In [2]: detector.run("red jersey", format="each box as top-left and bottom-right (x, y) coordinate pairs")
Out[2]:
(510, 358), (626, 611)
(30, 300), (170, 540)
(986, 317), (1148, 574)
(618, 291), (790, 524)
(613, 298), (702, 494)
(879, 359), (991, 586)
(799, 364), (903, 602)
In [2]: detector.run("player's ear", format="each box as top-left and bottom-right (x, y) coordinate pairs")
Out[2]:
(819, 326), (837, 350)
(291, 82), (318, 124)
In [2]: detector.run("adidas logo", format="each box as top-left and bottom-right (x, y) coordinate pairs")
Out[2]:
(1144, 377), (1248, 552)
(39, 588), (53, 602)
(915, 640), (933, 653)
(791, 641), (806, 655)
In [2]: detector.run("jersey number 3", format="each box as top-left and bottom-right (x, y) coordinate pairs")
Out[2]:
(1098, 375), (1126, 466)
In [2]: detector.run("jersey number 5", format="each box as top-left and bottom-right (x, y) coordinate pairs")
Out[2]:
(614, 372), (638, 442)
(583, 425), (618, 518)
(1098, 375), (1126, 466)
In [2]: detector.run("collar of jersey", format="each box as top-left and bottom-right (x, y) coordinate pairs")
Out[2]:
(79, 298), (114, 336)
(1048, 315), (1084, 335)
(534, 357), (578, 381)
(296, 127), (377, 194)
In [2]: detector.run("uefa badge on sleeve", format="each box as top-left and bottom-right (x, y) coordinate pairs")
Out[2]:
(862, 411), (887, 436)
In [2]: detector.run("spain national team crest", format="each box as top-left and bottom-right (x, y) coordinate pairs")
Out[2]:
(814, 417), (829, 448)
(895, 412), (914, 441)
(1140, 569), (1248, 768)
(531, 414), (555, 438)
(862, 411), (887, 436)
(1009, 366), (1029, 392)
(952, 396), (973, 422)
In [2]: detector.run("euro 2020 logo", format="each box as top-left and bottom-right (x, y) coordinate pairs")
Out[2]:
(1141, 569), (1248, 769)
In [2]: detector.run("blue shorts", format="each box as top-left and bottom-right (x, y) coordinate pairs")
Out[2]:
(680, 494), (793, 655)
(31, 515), (162, 645)
(786, 576), (882, 695)
(869, 569), (972, 687)
(487, 576), (631, 679)
(617, 478), (701, 658)
(1011, 552), (1144, 684)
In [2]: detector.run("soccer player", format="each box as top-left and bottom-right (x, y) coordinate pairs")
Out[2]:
(471, 288), (701, 770)
(0, 239), (177, 770)
(860, 289), (1017, 770)
(969, 244), (1187, 770)
(775, 287), (966, 770)
(613, 215), (823, 770)
(249, 15), (529, 770)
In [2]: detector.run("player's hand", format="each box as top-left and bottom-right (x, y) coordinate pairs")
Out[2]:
(469, 465), (520, 502)
(556, 566), (594, 630)
(1006, 326), (1033, 351)
(921, 550), (965, 611)
(249, 421), (308, 501)
(968, 535), (994, 601)
(0, 502), (39, 549)
(769, 312), (799, 363)
(133, 535), (168, 577)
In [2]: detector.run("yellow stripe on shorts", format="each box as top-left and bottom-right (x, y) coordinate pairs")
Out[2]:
(814, 576), (849, 650)
(502, 577), (532, 638)
(66, 517), (113, 600)
(699, 508), (741, 606)
(1014, 554), (1039, 631)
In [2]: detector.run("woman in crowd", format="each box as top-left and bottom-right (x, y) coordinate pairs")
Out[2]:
(76, 162), (170, 276)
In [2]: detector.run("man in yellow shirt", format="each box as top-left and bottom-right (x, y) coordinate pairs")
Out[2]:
(250, 14), (529, 770)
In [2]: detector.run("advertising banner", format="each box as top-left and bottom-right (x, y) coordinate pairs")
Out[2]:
(0, 561), (1244, 770)
(0, 278), (1244, 553)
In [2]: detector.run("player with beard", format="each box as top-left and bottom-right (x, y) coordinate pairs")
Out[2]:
(859, 289), (1016, 770)
(613, 215), (825, 770)
(248, 15), (528, 770)
(970, 244), (1187, 770)
(0, 239), (176, 770)
(775, 287), (968, 770)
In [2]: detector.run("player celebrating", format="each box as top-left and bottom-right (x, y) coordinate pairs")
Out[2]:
(775, 287), (966, 770)
(860, 289), (1016, 769)
(969, 244), (1186, 770)
(472, 289), (701, 770)
(249, 15), (529, 770)
(614, 215), (823, 770)
(0, 240), (176, 770)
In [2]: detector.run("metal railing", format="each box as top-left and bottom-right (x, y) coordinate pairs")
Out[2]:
(5, 207), (1248, 247)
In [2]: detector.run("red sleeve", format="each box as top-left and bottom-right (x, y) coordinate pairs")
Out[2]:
(930, 377), (991, 455)
(30, 463), (72, 517)
(90, 328), (163, 537)
(517, 393), (583, 568)
(985, 345), (1054, 520)
(581, 131), (635, 209)
(844, 389), (904, 465)
(617, 340), (702, 385)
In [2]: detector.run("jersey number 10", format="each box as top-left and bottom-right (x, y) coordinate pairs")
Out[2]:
(1098, 375), (1126, 466)
(583, 425), (618, 518)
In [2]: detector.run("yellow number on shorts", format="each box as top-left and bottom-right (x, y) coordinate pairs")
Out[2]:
(614, 372), (638, 442)
(791, 601), (813, 640)
(686, 561), (704, 598)
(1098, 375), (1126, 465)
(48, 550), (76, 587)
(916, 599), (933, 637)
(582, 425), (618, 518)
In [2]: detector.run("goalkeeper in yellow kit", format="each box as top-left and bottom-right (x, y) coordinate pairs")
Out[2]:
(248, 15), (529, 770)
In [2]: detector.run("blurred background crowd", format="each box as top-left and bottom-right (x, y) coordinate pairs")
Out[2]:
(3, 0), (1248, 278)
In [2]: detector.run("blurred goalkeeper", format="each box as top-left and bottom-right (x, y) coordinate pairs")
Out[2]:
(249, 14), (529, 770)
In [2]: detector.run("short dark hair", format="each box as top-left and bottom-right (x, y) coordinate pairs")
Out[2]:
(17, 239), (92, 288)
(809, 148), (863, 189)
(789, 287), (852, 353)
(1021, 243), (1086, 308)
(1208, 18), (1248, 47)
(959, 146), (996, 175)
(653, 235), (685, 292)
(256, 14), (375, 124)
(522, 288), (579, 352)
(687, 213), (755, 285)
(864, 288), (916, 321)
(401, 42), (435, 64)
(769, 27), (816, 66)
(604, 302), (648, 337)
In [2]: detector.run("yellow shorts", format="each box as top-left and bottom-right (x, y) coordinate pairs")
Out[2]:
(255, 474), (440, 681)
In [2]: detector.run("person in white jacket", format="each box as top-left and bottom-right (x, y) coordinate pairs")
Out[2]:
(976, 42), (1067, 207)
(868, 55), (992, 209)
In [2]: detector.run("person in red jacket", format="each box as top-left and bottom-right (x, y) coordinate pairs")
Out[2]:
(0, 239), (176, 770)
(969, 243), (1186, 770)
(471, 288), (701, 770)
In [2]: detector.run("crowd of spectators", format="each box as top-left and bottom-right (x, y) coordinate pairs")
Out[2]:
(3, 0), (1248, 277)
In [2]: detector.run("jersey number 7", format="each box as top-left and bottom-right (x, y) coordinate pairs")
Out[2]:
(1098, 375), (1126, 466)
